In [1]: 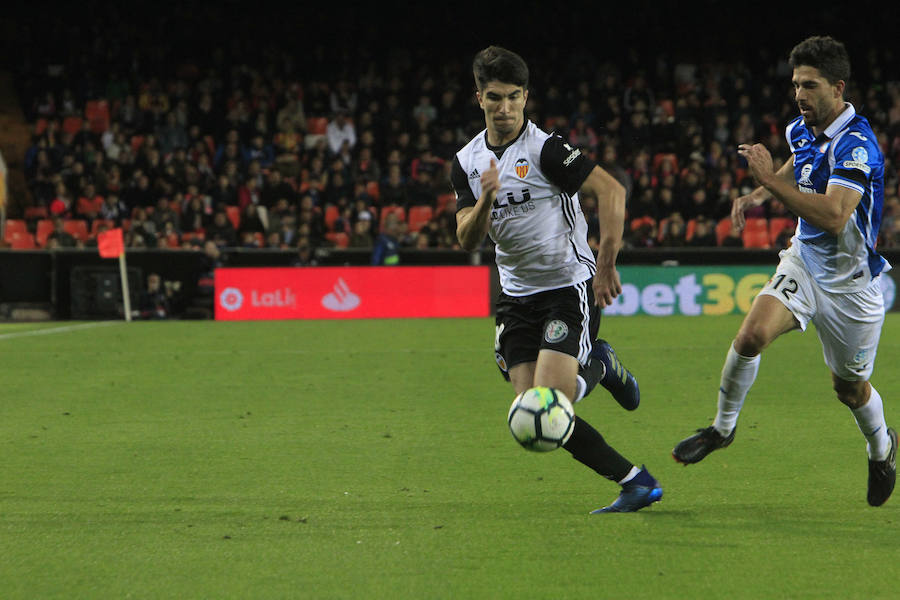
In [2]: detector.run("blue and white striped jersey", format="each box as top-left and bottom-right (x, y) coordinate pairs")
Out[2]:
(785, 103), (890, 292)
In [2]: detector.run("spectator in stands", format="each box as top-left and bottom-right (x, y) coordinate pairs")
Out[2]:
(138, 273), (173, 319)
(276, 95), (307, 134)
(349, 215), (374, 248)
(380, 165), (408, 207)
(46, 217), (77, 248)
(100, 193), (127, 225)
(205, 211), (237, 246)
(157, 112), (189, 155)
(152, 197), (180, 232)
(77, 183), (104, 221)
(245, 134), (275, 169)
(660, 212), (688, 247)
(326, 110), (356, 155)
(721, 223), (744, 247)
(239, 204), (267, 237)
(182, 194), (212, 233)
(293, 242), (318, 266)
(688, 215), (717, 246)
(210, 174), (239, 208)
(238, 177), (262, 210)
(124, 173), (155, 211)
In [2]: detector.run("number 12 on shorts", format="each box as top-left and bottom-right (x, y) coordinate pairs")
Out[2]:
(770, 273), (798, 299)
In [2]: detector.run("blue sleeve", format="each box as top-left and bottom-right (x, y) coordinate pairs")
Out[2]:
(830, 130), (880, 193)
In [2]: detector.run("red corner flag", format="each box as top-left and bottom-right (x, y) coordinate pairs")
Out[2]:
(97, 227), (125, 258)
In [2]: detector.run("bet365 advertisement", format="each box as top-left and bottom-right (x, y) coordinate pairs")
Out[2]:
(215, 266), (490, 320)
(607, 265), (896, 316)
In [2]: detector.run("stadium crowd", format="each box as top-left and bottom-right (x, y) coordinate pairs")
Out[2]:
(6, 6), (900, 255)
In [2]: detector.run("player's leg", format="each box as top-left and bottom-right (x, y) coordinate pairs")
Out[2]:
(573, 282), (640, 409)
(674, 256), (810, 464)
(816, 281), (895, 506)
(531, 292), (661, 513)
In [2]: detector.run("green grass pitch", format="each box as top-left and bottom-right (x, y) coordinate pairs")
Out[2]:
(2, 316), (899, 599)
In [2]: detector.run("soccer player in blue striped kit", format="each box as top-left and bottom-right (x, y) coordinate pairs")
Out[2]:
(673, 36), (896, 507)
(452, 46), (661, 513)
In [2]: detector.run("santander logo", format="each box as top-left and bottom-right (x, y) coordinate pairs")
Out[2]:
(321, 278), (360, 312)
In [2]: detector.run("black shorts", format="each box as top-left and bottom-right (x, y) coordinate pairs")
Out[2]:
(494, 279), (599, 380)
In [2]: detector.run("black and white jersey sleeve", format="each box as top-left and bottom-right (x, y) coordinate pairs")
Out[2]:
(450, 156), (477, 211)
(539, 135), (597, 196)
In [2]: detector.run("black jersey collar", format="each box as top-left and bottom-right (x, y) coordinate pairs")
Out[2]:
(484, 119), (528, 159)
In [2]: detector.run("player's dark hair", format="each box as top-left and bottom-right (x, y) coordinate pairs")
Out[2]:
(472, 46), (529, 91)
(789, 36), (850, 84)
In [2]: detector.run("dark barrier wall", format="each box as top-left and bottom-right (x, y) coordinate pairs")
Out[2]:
(2, 247), (900, 318)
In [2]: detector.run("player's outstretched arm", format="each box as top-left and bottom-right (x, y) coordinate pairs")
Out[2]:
(581, 166), (625, 308)
(739, 144), (860, 234)
(456, 159), (498, 251)
(731, 156), (794, 231)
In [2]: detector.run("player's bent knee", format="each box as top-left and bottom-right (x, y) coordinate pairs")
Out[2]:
(832, 377), (868, 409)
(733, 328), (767, 356)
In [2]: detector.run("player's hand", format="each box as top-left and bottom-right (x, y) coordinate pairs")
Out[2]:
(593, 264), (622, 309)
(738, 143), (775, 188)
(481, 159), (500, 201)
(731, 193), (754, 231)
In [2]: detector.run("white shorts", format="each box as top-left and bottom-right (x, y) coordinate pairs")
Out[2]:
(757, 247), (885, 381)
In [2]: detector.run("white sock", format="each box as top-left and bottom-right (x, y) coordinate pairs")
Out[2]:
(851, 386), (891, 460)
(573, 375), (587, 403)
(618, 466), (640, 485)
(712, 343), (761, 436)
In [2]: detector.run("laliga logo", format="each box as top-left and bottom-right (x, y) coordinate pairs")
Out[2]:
(219, 287), (244, 312)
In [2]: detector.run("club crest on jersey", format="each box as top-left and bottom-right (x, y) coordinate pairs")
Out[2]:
(544, 320), (568, 343)
(798, 163), (813, 186)
(851, 146), (869, 164)
(514, 158), (529, 179)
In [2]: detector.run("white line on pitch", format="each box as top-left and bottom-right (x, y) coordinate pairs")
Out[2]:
(0, 321), (119, 341)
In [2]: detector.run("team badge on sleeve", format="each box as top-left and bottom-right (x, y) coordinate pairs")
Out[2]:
(515, 158), (529, 178)
(843, 146), (872, 174)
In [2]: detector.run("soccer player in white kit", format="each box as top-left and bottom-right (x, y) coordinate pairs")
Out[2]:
(453, 46), (661, 513)
(673, 36), (896, 507)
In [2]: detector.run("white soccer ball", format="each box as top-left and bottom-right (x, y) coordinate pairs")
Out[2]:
(507, 386), (575, 452)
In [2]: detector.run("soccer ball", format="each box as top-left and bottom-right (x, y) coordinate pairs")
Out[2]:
(507, 386), (575, 452)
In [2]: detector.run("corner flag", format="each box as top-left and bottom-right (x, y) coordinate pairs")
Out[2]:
(97, 227), (131, 321)
(97, 227), (124, 258)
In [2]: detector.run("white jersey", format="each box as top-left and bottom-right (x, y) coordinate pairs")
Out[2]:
(451, 120), (596, 296)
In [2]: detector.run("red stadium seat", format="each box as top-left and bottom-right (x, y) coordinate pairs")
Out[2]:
(407, 205), (433, 233)
(63, 219), (89, 242)
(35, 219), (55, 247)
(769, 217), (796, 245)
(436, 193), (455, 214)
(4, 219), (27, 235)
(6, 231), (36, 249)
(324, 204), (340, 231)
(715, 217), (733, 246)
(685, 218), (697, 242)
(742, 228), (771, 249)
(62, 116), (83, 135)
(326, 231), (349, 248)
(85, 100), (110, 133)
